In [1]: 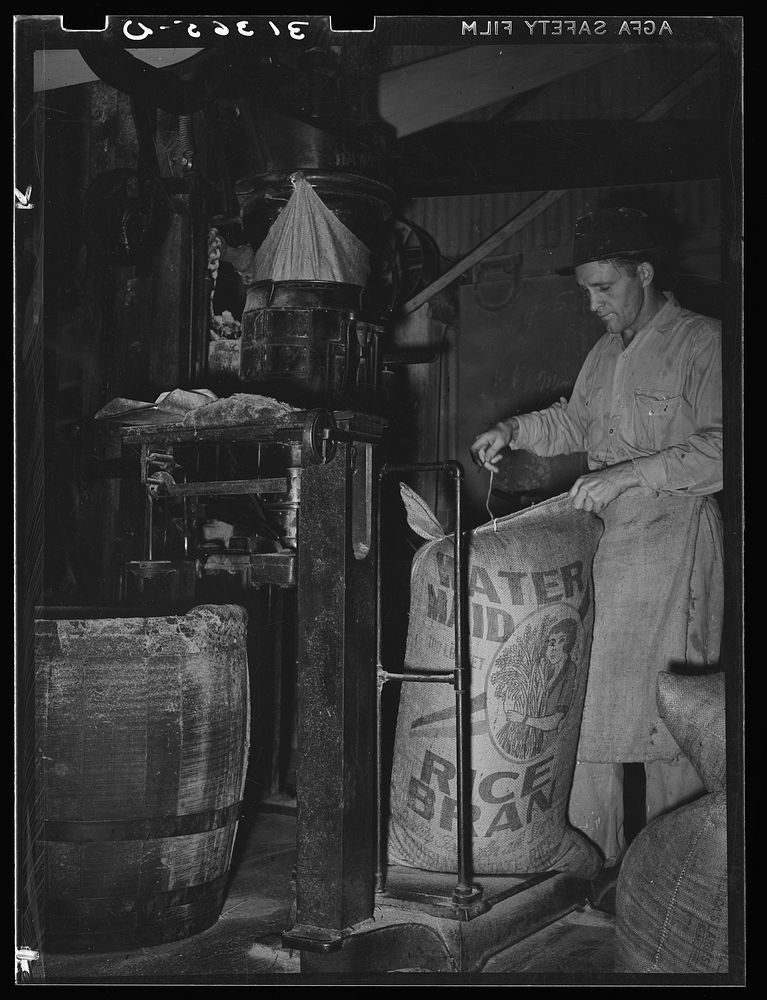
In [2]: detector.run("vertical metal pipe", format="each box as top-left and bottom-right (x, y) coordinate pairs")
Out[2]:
(375, 673), (385, 892)
(180, 456), (190, 559)
(375, 470), (385, 891)
(269, 586), (285, 796)
(376, 460), (481, 908)
(187, 207), (196, 386)
(182, 496), (189, 557)
(375, 473), (384, 671)
(140, 445), (149, 560)
(147, 495), (154, 562)
(450, 461), (473, 899)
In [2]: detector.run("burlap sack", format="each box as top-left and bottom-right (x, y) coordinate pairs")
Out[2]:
(387, 489), (603, 878)
(615, 791), (728, 973)
(656, 670), (727, 793)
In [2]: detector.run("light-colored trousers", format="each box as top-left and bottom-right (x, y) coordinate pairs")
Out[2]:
(568, 757), (706, 867)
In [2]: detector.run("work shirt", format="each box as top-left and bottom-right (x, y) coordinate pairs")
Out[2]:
(513, 294), (722, 495)
(511, 293), (724, 763)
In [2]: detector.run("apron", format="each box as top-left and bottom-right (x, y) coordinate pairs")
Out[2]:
(576, 488), (724, 763)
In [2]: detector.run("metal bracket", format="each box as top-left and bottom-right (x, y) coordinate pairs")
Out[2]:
(303, 408), (337, 464)
(282, 923), (348, 954)
(144, 470), (289, 497)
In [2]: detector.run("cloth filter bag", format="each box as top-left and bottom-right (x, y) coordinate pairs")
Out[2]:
(251, 171), (370, 286)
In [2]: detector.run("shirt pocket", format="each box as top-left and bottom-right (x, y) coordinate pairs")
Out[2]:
(632, 388), (681, 449)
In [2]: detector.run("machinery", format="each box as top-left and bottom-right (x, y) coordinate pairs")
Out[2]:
(102, 413), (592, 973)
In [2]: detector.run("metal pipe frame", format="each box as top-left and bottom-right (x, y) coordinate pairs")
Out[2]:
(376, 460), (482, 908)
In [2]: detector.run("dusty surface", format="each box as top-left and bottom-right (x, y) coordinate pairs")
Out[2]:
(36, 810), (620, 985)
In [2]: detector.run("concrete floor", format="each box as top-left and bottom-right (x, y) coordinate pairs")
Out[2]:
(34, 805), (618, 985)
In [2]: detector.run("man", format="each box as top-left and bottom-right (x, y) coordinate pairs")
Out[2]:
(470, 206), (724, 869)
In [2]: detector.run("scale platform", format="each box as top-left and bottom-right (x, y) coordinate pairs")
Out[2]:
(298, 866), (592, 975)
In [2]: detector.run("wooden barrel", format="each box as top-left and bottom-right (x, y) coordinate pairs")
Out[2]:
(34, 604), (250, 952)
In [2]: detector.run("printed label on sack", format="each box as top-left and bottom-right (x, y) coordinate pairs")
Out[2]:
(425, 551), (586, 647)
(404, 746), (559, 840)
(485, 604), (584, 762)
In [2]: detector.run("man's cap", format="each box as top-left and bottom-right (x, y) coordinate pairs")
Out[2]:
(558, 206), (659, 274)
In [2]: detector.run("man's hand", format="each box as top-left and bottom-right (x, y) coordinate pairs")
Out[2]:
(471, 419), (518, 471)
(568, 461), (639, 514)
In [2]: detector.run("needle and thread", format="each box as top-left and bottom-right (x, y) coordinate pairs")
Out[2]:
(485, 465), (498, 531)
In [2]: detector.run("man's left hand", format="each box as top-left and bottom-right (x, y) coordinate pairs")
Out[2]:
(568, 462), (639, 514)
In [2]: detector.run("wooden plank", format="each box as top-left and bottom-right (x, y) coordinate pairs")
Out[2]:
(635, 55), (718, 122)
(293, 444), (377, 933)
(392, 120), (719, 198)
(378, 45), (638, 137)
(404, 191), (567, 314)
(149, 200), (192, 394)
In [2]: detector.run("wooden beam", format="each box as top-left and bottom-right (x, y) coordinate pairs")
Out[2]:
(635, 56), (718, 122)
(392, 120), (720, 197)
(378, 44), (640, 137)
(403, 191), (565, 314)
(402, 56), (719, 313)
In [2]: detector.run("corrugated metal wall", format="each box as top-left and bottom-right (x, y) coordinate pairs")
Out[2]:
(443, 45), (719, 125)
(505, 46), (719, 121)
(404, 180), (720, 264)
(396, 38), (721, 265)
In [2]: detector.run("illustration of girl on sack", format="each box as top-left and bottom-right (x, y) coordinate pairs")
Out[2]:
(490, 614), (579, 760)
